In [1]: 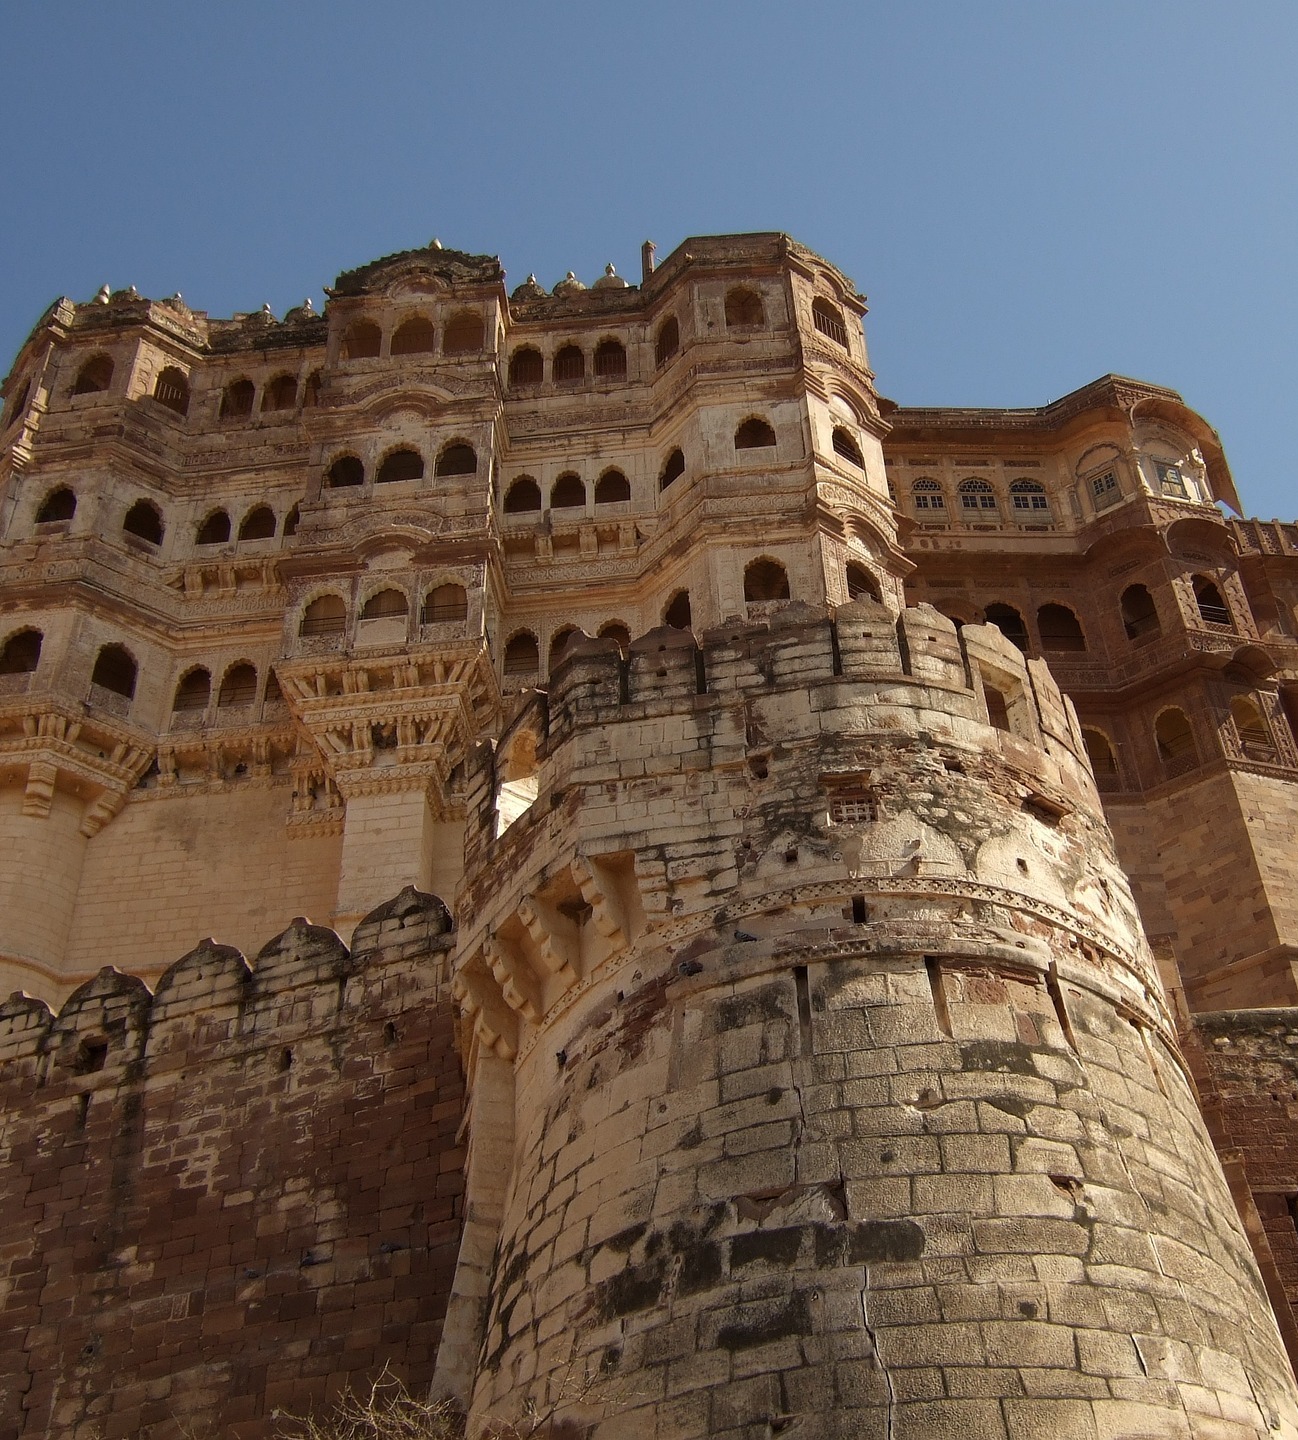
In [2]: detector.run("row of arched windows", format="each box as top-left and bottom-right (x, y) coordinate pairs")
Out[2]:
(910, 477), (1052, 521)
(503, 470), (631, 514)
(299, 584), (469, 638)
(32, 487), (301, 549)
(951, 578), (1236, 657)
(171, 661), (278, 714)
(0, 626), (283, 717)
(1082, 695), (1283, 789)
(341, 311), (486, 361)
(218, 372), (322, 419)
(324, 442), (476, 489)
(508, 339), (628, 387)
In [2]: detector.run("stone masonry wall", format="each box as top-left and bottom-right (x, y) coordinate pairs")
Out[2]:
(0, 888), (464, 1440)
(446, 603), (1298, 1439)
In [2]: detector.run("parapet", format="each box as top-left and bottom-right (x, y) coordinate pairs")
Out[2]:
(489, 601), (1094, 808)
(0, 886), (454, 1080)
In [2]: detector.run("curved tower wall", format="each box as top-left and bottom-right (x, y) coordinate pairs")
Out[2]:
(447, 603), (1298, 1439)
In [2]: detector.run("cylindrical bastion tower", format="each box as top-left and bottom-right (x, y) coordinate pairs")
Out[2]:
(440, 600), (1298, 1439)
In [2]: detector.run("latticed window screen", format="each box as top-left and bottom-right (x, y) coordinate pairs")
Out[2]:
(828, 789), (876, 824)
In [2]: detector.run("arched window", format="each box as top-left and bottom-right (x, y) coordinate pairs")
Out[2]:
(812, 298), (847, 347)
(551, 473), (586, 509)
(832, 428), (863, 467)
(172, 668), (211, 712)
(735, 417), (777, 450)
(1010, 479), (1050, 517)
(1155, 708), (1197, 773)
(594, 339), (627, 378)
(1120, 584), (1160, 641)
(423, 584), (468, 624)
(238, 506), (276, 541)
(744, 558), (791, 602)
(504, 477), (542, 513)
(219, 379), (255, 420)
(1231, 695), (1275, 760)
(659, 449), (685, 492)
(549, 627), (579, 669)
(1037, 603), (1086, 653)
(361, 589), (409, 621)
(72, 354), (114, 395)
(262, 374), (298, 411)
(503, 631), (539, 675)
(912, 478), (945, 512)
(377, 448), (425, 484)
(302, 372), (322, 407)
(153, 367), (190, 415)
(300, 595), (346, 637)
(845, 563), (881, 603)
(958, 478), (999, 517)
(342, 320), (382, 359)
(655, 316), (680, 366)
(124, 500), (164, 545)
(0, 629), (42, 675)
(599, 622), (631, 651)
(1082, 728), (1119, 779)
(36, 488), (76, 523)
(196, 510), (232, 545)
(91, 644), (137, 699)
(553, 345), (585, 384)
(390, 316), (436, 356)
(664, 591), (692, 629)
(284, 504), (301, 537)
(443, 311), (485, 355)
(326, 455), (365, 488)
(436, 443), (477, 477)
(509, 348), (544, 386)
(984, 603), (1029, 653)
(595, 470), (631, 504)
(725, 288), (764, 328)
(1192, 575), (1232, 628)
(218, 663), (257, 708)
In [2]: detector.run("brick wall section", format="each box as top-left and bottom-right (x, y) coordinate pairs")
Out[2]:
(0, 887), (464, 1440)
(1186, 1009), (1298, 1374)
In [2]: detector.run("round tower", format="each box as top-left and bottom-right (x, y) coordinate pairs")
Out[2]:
(440, 602), (1298, 1438)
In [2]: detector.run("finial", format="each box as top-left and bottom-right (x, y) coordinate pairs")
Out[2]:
(261, 302), (273, 316)
(430, 238), (443, 250)
(302, 297), (315, 315)
(95, 285), (110, 305)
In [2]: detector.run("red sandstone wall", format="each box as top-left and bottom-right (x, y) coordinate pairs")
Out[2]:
(1185, 1008), (1298, 1370)
(0, 889), (465, 1440)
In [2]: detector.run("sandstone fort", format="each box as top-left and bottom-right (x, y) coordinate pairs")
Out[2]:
(3, 231), (1298, 1437)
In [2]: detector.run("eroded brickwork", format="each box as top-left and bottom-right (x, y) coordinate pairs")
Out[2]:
(0, 889), (463, 1440)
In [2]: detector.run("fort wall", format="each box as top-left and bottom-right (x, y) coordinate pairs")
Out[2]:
(445, 605), (1298, 1438)
(0, 889), (462, 1440)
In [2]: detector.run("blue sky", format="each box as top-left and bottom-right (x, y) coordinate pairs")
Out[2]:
(2, 2), (1295, 518)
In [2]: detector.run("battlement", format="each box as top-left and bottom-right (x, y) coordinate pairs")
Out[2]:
(0, 887), (465, 1439)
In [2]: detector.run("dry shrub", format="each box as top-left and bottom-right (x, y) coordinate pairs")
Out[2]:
(274, 1367), (589, 1440)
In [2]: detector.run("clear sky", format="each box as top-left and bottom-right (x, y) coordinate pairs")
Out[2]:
(2, 2), (1294, 518)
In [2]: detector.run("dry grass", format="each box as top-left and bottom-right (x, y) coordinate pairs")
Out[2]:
(273, 1366), (591, 1440)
